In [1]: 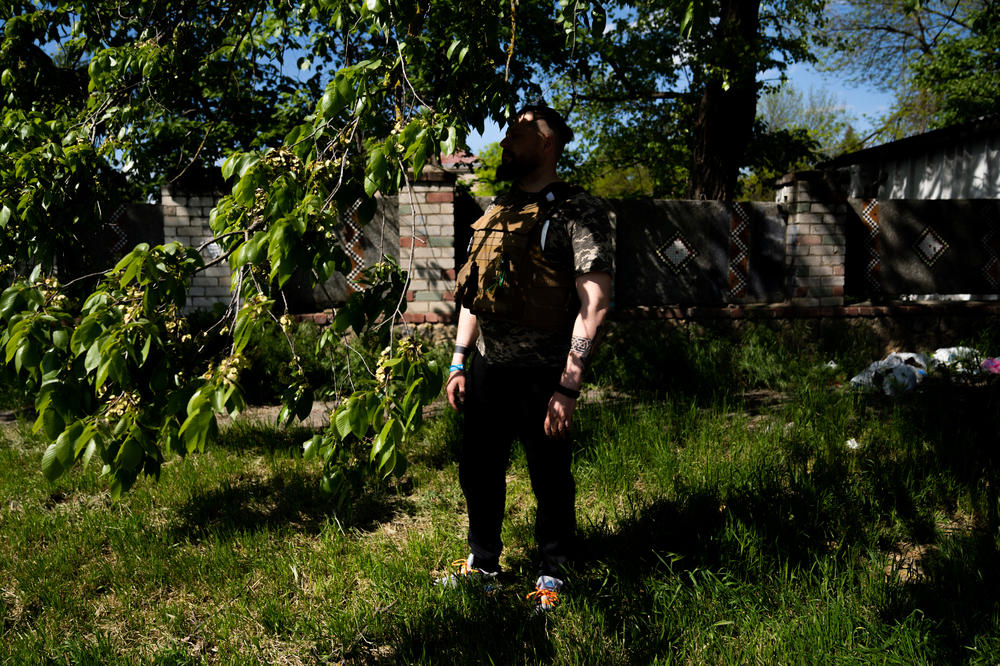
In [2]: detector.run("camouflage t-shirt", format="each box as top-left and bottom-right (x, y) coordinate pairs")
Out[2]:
(474, 185), (615, 367)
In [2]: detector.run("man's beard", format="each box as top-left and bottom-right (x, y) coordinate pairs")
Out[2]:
(495, 152), (539, 182)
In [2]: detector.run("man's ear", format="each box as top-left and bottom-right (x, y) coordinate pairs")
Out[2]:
(541, 131), (556, 155)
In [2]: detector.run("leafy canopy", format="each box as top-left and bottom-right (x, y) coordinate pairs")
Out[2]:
(0, 0), (606, 502)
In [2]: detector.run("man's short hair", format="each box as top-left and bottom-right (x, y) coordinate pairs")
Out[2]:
(516, 105), (574, 151)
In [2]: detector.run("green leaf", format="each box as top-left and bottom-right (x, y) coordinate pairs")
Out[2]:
(95, 355), (114, 390)
(303, 434), (322, 460)
(405, 399), (422, 431)
(378, 444), (395, 477)
(74, 425), (97, 457)
(0, 204), (11, 229)
(118, 254), (141, 287)
(41, 406), (65, 440)
(51, 328), (69, 350)
(81, 436), (99, 468)
(422, 359), (443, 400)
(140, 334), (152, 364)
(41, 423), (77, 481)
(211, 386), (228, 413)
(71, 316), (100, 355)
(179, 408), (213, 453)
(0, 286), (20, 318)
(115, 438), (144, 472)
(84, 339), (102, 372)
(109, 475), (124, 501)
(235, 153), (260, 179)
(370, 417), (401, 463)
(442, 126), (459, 157)
(225, 386), (246, 416)
(41, 442), (65, 481)
(364, 147), (387, 197)
(349, 398), (369, 439)
(411, 134), (429, 177)
(14, 340), (40, 375)
(319, 83), (347, 119)
(334, 402), (354, 440)
(5, 324), (26, 364)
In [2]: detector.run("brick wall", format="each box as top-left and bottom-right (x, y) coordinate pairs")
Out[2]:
(160, 187), (230, 311)
(398, 167), (458, 323)
(775, 171), (848, 307)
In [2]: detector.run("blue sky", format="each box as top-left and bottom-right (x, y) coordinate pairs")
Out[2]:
(465, 62), (894, 154)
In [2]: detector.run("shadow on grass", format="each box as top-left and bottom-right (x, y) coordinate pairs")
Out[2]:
(563, 378), (1000, 662)
(376, 591), (556, 664)
(878, 530), (1000, 658)
(169, 470), (414, 542)
(169, 421), (418, 540)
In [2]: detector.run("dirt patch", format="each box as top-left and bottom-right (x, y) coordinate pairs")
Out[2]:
(885, 513), (977, 584)
(886, 543), (938, 583)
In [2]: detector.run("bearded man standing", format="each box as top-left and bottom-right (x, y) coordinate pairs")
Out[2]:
(439, 105), (615, 611)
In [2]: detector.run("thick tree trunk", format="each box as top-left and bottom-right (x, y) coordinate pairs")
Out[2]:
(687, 0), (761, 201)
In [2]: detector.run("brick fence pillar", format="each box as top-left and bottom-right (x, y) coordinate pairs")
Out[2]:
(398, 167), (458, 323)
(161, 186), (230, 311)
(776, 171), (847, 307)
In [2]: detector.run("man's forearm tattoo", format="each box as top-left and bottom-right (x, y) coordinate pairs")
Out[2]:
(570, 335), (595, 363)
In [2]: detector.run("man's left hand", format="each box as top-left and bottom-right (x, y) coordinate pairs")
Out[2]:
(544, 393), (577, 439)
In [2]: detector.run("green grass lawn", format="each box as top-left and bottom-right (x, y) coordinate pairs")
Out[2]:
(3, 321), (1000, 664)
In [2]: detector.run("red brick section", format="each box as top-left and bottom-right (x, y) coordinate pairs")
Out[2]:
(425, 191), (454, 203)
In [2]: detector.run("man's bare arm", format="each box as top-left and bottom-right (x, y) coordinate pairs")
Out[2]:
(447, 306), (479, 410)
(545, 271), (612, 437)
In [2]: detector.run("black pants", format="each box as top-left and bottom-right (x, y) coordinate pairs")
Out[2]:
(459, 353), (577, 577)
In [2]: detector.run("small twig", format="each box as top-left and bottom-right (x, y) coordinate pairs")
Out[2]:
(394, 41), (434, 113)
(170, 121), (217, 184)
(59, 271), (108, 290)
(197, 225), (262, 253)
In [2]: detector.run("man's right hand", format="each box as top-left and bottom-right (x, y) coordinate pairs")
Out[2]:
(446, 371), (466, 411)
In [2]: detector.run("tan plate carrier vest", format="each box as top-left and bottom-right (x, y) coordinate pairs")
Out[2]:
(455, 189), (578, 330)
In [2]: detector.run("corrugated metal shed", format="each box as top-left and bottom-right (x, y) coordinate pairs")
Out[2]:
(823, 115), (1000, 200)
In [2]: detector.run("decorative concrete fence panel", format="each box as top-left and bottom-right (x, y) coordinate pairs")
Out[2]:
(612, 200), (786, 308)
(846, 199), (1000, 299)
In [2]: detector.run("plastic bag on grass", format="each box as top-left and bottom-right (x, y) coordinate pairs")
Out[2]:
(849, 352), (928, 396)
(931, 347), (983, 375)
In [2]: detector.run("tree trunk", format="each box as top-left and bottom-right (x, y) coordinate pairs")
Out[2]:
(687, 0), (761, 201)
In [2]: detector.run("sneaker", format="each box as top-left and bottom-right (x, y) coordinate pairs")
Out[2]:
(526, 575), (563, 611)
(434, 554), (499, 589)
